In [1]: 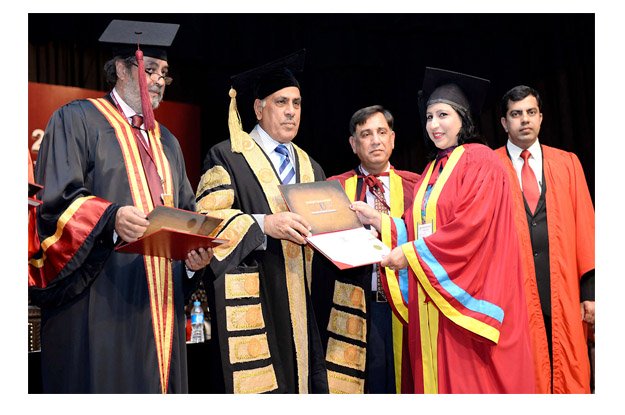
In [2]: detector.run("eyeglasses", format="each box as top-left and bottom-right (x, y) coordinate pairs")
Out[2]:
(132, 62), (173, 86)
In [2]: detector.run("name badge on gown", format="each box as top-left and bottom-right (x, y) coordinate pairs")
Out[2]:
(417, 221), (433, 239)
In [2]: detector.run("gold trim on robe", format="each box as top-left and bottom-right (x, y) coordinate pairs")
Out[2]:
(238, 135), (315, 393)
(225, 272), (261, 299)
(233, 365), (279, 394)
(89, 98), (175, 394)
(228, 333), (272, 363)
(327, 370), (365, 394)
(332, 281), (366, 313)
(326, 338), (366, 371)
(225, 304), (266, 332)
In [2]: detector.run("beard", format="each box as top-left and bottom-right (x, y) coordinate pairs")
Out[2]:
(149, 87), (164, 109)
(124, 80), (164, 112)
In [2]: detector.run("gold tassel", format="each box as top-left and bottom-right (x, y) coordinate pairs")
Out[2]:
(228, 87), (247, 153)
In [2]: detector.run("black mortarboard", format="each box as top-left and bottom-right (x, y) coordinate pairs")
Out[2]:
(98, 19), (179, 61)
(230, 49), (306, 99)
(419, 67), (490, 118)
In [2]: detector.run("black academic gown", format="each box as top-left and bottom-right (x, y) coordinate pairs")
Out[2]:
(196, 129), (328, 393)
(30, 95), (197, 393)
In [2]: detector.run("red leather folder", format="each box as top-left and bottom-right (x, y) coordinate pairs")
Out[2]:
(116, 228), (227, 260)
(115, 205), (227, 260)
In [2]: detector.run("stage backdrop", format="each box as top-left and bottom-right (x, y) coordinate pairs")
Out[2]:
(28, 82), (202, 188)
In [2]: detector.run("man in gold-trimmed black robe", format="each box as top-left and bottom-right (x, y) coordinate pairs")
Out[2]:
(195, 50), (328, 393)
(28, 20), (211, 393)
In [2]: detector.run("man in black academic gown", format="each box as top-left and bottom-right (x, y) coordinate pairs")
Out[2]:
(195, 50), (329, 393)
(29, 20), (212, 393)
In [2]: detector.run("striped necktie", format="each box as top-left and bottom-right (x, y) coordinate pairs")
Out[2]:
(275, 144), (296, 185)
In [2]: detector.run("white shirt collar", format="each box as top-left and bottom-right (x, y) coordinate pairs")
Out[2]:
(112, 88), (138, 120)
(359, 164), (390, 176)
(253, 124), (293, 157)
(112, 88), (148, 145)
(507, 138), (542, 162)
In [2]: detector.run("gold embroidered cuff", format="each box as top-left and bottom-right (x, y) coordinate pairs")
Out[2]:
(225, 272), (260, 299)
(196, 189), (235, 213)
(228, 333), (271, 364)
(213, 214), (255, 261)
(327, 308), (367, 342)
(226, 304), (265, 332)
(327, 370), (365, 394)
(333, 281), (366, 312)
(233, 365), (279, 394)
(326, 338), (366, 372)
(196, 165), (231, 196)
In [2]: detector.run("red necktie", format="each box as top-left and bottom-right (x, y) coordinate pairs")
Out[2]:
(361, 174), (391, 212)
(131, 114), (143, 129)
(130, 114), (164, 207)
(521, 149), (539, 214)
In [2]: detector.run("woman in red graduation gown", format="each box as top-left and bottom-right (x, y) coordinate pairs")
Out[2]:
(351, 68), (535, 393)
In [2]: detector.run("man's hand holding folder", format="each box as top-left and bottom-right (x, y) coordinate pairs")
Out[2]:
(115, 205), (227, 262)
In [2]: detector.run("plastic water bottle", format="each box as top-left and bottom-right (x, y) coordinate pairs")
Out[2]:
(190, 300), (205, 343)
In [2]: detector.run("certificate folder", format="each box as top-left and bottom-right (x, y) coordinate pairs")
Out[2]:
(115, 205), (227, 260)
(279, 181), (390, 270)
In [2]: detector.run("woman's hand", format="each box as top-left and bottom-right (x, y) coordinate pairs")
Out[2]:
(350, 201), (382, 232)
(380, 246), (408, 271)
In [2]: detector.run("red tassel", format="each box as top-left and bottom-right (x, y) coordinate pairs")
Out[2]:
(135, 48), (156, 131)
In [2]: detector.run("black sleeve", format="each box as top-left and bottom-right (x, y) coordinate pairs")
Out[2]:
(580, 269), (595, 302)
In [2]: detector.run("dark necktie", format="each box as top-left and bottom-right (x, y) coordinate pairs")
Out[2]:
(373, 182), (389, 302)
(275, 144), (296, 184)
(360, 171), (389, 302)
(521, 149), (539, 214)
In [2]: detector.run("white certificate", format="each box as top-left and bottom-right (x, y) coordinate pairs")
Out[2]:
(306, 227), (390, 269)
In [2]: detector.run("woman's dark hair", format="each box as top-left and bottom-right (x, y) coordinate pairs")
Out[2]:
(425, 102), (485, 160)
(103, 56), (136, 87)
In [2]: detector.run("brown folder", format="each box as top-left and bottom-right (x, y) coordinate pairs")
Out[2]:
(279, 180), (361, 234)
(279, 181), (389, 269)
(115, 205), (227, 260)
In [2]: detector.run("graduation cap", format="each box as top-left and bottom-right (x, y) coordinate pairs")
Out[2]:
(418, 67), (490, 119)
(99, 19), (179, 61)
(99, 19), (180, 131)
(227, 50), (306, 152)
(417, 67), (490, 148)
(230, 49), (306, 100)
